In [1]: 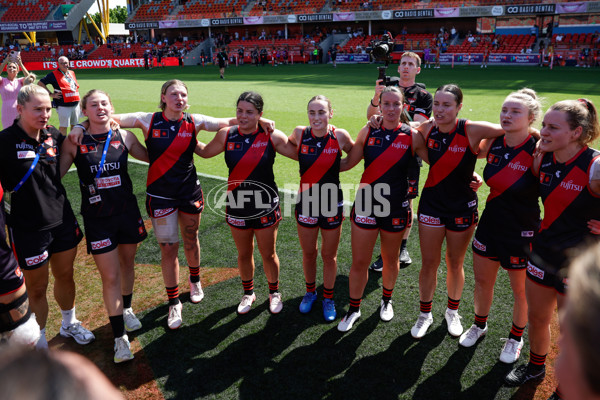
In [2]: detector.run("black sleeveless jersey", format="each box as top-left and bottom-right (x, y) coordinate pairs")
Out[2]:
(0, 183), (22, 296)
(145, 112), (200, 200)
(298, 126), (342, 204)
(481, 135), (540, 233)
(74, 129), (137, 218)
(421, 119), (478, 213)
(402, 83), (433, 120)
(224, 126), (278, 219)
(356, 123), (414, 209)
(532, 147), (600, 268)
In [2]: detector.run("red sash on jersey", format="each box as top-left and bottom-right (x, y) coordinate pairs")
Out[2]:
(146, 115), (194, 187)
(424, 126), (469, 188)
(486, 150), (533, 202)
(52, 70), (80, 103)
(227, 130), (270, 192)
(299, 130), (339, 193)
(359, 129), (410, 188)
(540, 165), (588, 231)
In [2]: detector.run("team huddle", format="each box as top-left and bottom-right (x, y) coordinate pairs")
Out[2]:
(0, 52), (599, 399)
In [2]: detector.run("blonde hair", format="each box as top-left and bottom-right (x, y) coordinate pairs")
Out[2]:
(81, 89), (112, 110)
(504, 88), (543, 125)
(549, 99), (600, 145)
(23, 73), (36, 86)
(17, 84), (49, 107)
(565, 243), (600, 395)
(159, 79), (188, 111)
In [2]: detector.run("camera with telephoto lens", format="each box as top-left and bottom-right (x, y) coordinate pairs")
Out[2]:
(368, 33), (397, 86)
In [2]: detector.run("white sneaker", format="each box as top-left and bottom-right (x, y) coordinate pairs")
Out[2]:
(59, 321), (95, 345)
(167, 303), (182, 329)
(337, 310), (361, 332)
(411, 313), (433, 339)
(114, 335), (134, 363)
(123, 308), (142, 332)
(269, 292), (283, 314)
(237, 293), (256, 314)
(189, 276), (204, 304)
(445, 309), (463, 337)
(499, 338), (524, 364)
(380, 300), (394, 322)
(459, 324), (488, 347)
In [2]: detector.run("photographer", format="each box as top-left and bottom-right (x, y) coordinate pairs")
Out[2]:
(366, 51), (432, 271)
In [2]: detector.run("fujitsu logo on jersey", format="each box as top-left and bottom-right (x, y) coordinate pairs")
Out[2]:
(178, 130), (193, 138)
(15, 142), (34, 150)
(560, 180), (584, 192)
(90, 162), (121, 173)
(508, 161), (528, 172)
(448, 145), (467, 153)
(322, 147), (338, 154)
(391, 142), (410, 150)
(251, 141), (268, 148)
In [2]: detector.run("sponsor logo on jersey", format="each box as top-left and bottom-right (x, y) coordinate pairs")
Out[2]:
(391, 142), (410, 150)
(178, 130), (193, 138)
(322, 147), (338, 155)
(227, 142), (243, 151)
(17, 150), (36, 159)
(448, 145), (467, 154)
(427, 138), (441, 150)
(301, 145), (317, 155)
(152, 129), (169, 138)
(367, 137), (383, 147)
(227, 216), (245, 227)
(354, 214), (376, 225)
(540, 171), (553, 186)
(527, 263), (545, 280)
(251, 141), (268, 149)
(419, 214), (441, 225)
(509, 161), (528, 172)
(91, 238), (112, 250)
(153, 207), (175, 218)
(96, 175), (122, 189)
(473, 238), (486, 251)
(16, 142), (33, 150)
(80, 144), (97, 154)
(560, 180), (584, 192)
(487, 153), (501, 166)
(25, 250), (49, 267)
(521, 230), (534, 237)
(298, 214), (318, 225)
(90, 162), (120, 173)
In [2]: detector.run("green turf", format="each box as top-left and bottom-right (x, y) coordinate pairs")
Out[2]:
(50, 65), (600, 399)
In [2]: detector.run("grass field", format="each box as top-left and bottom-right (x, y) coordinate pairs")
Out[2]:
(19, 64), (600, 399)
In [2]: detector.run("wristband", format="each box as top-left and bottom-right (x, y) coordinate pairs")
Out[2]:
(73, 124), (86, 131)
(370, 99), (379, 107)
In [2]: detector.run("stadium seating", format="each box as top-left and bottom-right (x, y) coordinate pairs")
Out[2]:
(177, 0), (248, 20)
(129, 0), (175, 22)
(0, 0), (64, 22)
(17, 44), (95, 63)
(446, 34), (535, 54)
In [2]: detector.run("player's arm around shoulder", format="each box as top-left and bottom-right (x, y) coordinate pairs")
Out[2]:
(196, 127), (228, 158)
(272, 129), (297, 160)
(113, 112), (152, 137)
(340, 125), (368, 172)
(122, 129), (149, 163)
(411, 126), (429, 164)
(335, 126), (355, 154)
(59, 135), (78, 178)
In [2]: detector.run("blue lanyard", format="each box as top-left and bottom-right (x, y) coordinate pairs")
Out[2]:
(95, 129), (113, 180)
(13, 152), (40, 193)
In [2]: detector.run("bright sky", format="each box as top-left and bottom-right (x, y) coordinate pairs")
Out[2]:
(87, 0), (128, 14)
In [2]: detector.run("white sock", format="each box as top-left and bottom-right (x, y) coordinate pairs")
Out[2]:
(36, 328), (48, 349)
(61, 307), (77, 327)
(420, 311), (432, 317)
(446, 307), (458, 315)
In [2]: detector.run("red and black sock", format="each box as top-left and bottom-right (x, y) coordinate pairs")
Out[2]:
(166, 285), (180, 306)
(268, 281), (279, 294)
(349, 297), (362, 314)
(305, 281), (316, 293)
(382, 286), (394, 304)
(474, 314), (488, 329)
(242, 279), (254, 295)
(447, 297), (460, 311)
(528, 351), (546, 370)
(420, 300), (433, 314)
(323, 287), (334, 300)
(508, 322), (525, 342)
(189, 266), (200, 284)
